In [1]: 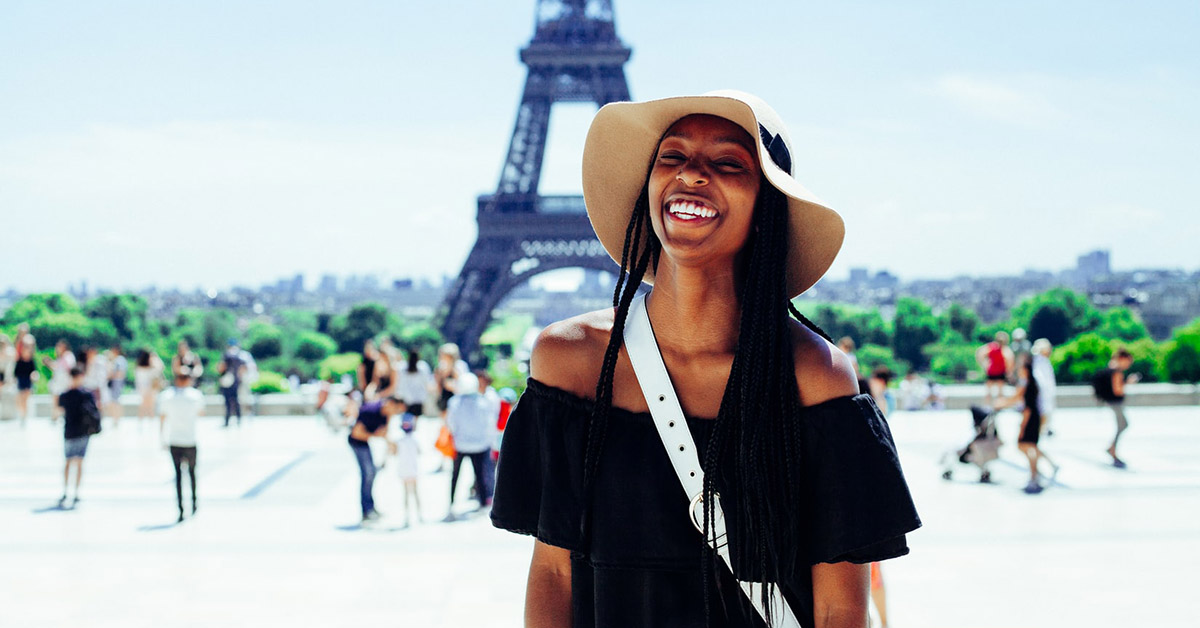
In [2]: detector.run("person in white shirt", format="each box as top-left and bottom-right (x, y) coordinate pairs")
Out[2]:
(444, 371), (500, 520)
(159, 367), (205, 522)
(1031, 338), (1058, 436)
(396, 350), (433, 419)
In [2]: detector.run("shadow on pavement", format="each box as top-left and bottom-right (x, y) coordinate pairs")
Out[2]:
(137, 522), (181, 532)
(31, 503), (72, 514)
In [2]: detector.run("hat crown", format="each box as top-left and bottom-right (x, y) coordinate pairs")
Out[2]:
(703, 90), (794, 175)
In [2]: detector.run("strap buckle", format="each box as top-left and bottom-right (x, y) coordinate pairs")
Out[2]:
(688, 491), (728, 550)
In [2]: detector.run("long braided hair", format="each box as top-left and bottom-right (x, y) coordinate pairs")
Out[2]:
(582, 161), (832, 622)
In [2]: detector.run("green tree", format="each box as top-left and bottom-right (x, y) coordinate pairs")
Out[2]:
(799, 302), (890, 347)
(1028, 304), (1073, 346)
(1051, 332), (1112, 384)
(1162, 318), (1200, 383)
(83, 294), (150, 344)
(29, 312), (117, 351)
(1011, 288), (1101, 346)
(940, 303), (980, 342)
(329, 303), (390, 353)
(857, 344), (904, 378)
(892, 297), (939, 371)
(924, 329), (978, 382)
(1125, 337), (1165, 383)
(318, 352), (363, 382)
(1, 293), (81, 327)
(294, 331), (337, 362)
(1096, 306), (1150, 342)
(246, 322), (284, 360)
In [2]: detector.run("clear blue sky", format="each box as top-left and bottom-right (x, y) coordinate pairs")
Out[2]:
(1, 0), (1197, 293)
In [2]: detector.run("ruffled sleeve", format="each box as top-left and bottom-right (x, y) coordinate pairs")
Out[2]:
(800, 394), (921, 564)
(490, 379), (588, 552)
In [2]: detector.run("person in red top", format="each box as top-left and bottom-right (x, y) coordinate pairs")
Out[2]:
(976, 331), (1013, 406)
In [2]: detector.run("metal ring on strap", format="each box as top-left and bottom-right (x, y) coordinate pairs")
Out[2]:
(688, 491), (729, 550)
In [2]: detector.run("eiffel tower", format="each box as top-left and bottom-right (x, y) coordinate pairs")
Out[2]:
(438, 0), (632, 363)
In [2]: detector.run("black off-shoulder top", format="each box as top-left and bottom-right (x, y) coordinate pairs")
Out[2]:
(491, 378), (921, 628)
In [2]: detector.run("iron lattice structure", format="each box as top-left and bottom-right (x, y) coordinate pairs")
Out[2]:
(438, 0), (632, 362)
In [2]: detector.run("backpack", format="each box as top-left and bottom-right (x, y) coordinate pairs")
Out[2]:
(1092, 367), (1117, 402)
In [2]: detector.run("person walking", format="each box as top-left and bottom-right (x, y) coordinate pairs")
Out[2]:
(217, 340), (246, 427)
(393, 414), (423, 527)
(1031, 338), (1057, 436)
(976, 331), (1013, 406)
(134, 349), (163, 424)
(44, 340), (76, 421)
(445, 372), (498, 521)
(159, 366), (205, 522)
(997, 358), (1059, 493)
(348, 395), (402, 525)
(82, 346), (109, 409)
(433, 343), (468, 472)
(491, 91), (920, 626)
(0, 334), (15, 422)
(357, 340), (379, 399)
(171, 340), (204, 382)
(395, 349), (432, 422)
(1094, 348), (1137, 468)
(105, 345), (127, 425)
(58, 366), (100, 508)
(13, 338), (38, 426)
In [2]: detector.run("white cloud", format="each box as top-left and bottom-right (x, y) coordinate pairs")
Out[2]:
(934, 74), (1064, 126)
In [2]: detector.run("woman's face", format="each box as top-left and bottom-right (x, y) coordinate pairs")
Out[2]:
(648, 114), (761, 271)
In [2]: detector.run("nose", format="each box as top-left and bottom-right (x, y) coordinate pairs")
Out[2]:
(676, 161), (708, 186)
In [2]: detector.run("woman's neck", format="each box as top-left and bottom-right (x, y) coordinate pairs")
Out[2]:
(644, 261), (741, 356)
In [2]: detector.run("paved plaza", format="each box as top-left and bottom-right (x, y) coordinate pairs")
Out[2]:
(1, 400), (1196, 627)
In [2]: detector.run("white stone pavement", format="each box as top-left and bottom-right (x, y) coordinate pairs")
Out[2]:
(1, 402), (1196, 628)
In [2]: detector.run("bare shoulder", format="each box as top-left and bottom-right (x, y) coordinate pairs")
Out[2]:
(788, 319), (861, 407)
(530, 308), (615, 400)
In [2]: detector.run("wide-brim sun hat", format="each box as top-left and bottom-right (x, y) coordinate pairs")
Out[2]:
(582, 89), (845, 299)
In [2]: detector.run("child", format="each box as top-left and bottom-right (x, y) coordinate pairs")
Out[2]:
(58, 365), (100, 508)
(395, 414), (422, 527)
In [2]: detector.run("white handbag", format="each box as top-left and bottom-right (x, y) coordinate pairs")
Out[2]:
(623, 294), (801, 628)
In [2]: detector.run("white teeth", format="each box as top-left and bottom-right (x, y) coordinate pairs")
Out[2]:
(667, 201), (716, 219)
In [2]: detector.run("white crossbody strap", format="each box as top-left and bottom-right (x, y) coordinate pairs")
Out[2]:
(624, 294), (800, 628)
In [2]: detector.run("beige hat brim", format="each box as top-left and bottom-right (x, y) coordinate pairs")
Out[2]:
(582, 93), (844, 299)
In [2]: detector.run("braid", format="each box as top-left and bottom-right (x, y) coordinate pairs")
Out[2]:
(700, 179), (805, 623)
(582, 184), (657, 544)
(789, 301), (833, 343)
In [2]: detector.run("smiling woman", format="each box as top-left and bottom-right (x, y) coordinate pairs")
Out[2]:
(490, 91), (921, 628)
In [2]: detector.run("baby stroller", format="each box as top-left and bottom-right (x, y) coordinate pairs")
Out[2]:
(940, 405), (1001, 483)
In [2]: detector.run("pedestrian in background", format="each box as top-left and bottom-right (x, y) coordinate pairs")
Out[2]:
(172, 340), (203, 381)
(44, 340), (76, 421)
(357, 339), (379, 398)
(976, 331), (1013, 406)
(159, 366), (204, 522)
(444, 371), (498, 521)
(997, 357), (1059, 493)
(347, 395), (402, 525)
(396, 349), (432, 421)
(134, 348), (163, 424)
(82, 346), (109, 409)
(1094, 348), (1137, 468)
(217, 339), (246, 427)
(0, 334), (15, 422)
(1031, 338), (1057, 436)
(105, 345), (127, 425)
(13, 337), (38, 426)
(58, 365), (100, 508)
(393, 413), (422, 527)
